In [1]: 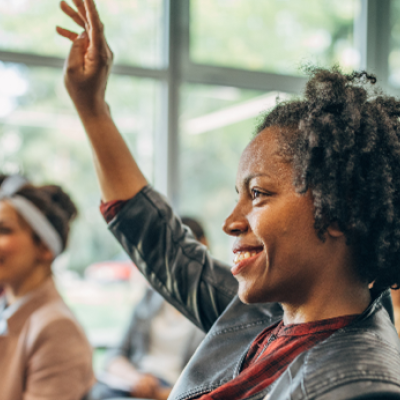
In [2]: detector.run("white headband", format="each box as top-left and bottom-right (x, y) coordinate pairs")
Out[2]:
(0, 175), (63, 258)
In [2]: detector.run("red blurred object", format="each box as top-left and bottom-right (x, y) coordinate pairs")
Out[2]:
(84, 261), (138, 282)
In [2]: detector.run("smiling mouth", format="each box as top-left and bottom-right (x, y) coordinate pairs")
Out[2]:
(231, 248), (264, 275)
(233, 250), (259, 264)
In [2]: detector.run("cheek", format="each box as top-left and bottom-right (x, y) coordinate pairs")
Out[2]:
(0, 234), (33, 255)
(0, 237), (19, 254)
(250, 208), (286, 249)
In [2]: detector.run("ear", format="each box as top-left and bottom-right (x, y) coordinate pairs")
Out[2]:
(36, 242), (55, 262)
(327, 221), (344, 238)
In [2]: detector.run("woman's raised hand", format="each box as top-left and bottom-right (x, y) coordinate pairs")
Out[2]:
(56, 0), (147, 202)
(56, 0), (113, 117)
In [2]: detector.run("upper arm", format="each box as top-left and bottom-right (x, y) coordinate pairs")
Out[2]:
(109, 186), (238, 332)
(23, 318), (94, 400)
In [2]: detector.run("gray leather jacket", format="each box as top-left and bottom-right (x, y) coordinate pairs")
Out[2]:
(108, 186), (400, 400)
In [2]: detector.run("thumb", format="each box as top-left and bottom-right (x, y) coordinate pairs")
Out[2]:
(65, 31), (89, 73)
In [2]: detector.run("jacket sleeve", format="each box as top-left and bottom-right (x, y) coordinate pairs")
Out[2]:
(108, 186), (238, 332)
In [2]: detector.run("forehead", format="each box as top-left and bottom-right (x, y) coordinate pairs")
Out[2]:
(237, 127), (292, 183)
(0, 201), (30, 229)
(0, 201), (19, 219)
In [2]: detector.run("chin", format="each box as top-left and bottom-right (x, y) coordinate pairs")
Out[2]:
(238, 282), (279, 305)
(238, 285), (264, 304)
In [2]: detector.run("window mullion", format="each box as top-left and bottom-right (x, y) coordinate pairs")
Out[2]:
(356, 0), (391, 89)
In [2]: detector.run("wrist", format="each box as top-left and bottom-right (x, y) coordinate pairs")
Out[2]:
(75, 100), (111, 123)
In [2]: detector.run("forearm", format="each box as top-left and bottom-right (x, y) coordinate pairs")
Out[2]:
(77, 104), (148, 202)
(58, 0), (147, 202)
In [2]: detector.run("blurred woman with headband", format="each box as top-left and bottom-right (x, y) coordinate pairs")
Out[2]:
(0, 174), (94, 400)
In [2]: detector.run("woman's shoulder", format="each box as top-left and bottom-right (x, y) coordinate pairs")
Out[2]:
(24, 283), (90, 350)
(29, 297), (79, 330)
(24, 298), (93, 368)
(267, 307), (400, 400)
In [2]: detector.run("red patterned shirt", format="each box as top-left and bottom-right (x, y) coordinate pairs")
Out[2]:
(195, 315), (356, 400)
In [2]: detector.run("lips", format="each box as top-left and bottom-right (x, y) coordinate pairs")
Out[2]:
(231, 246), (264, 276)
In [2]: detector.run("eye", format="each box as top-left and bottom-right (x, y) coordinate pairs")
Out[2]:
(251, 189), (264, 200)
(250, 188), (273, 202)
(0, 226), (12, 234)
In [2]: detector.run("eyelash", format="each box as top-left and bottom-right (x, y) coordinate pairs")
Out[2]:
(251, 189), (267, 200)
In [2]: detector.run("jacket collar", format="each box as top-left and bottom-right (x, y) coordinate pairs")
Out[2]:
(356, 287), (392, 322)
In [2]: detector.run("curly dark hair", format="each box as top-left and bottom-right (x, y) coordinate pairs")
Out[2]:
(257, 67), (400, 291)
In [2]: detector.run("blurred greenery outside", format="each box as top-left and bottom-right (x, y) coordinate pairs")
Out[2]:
(191, 0), (360, 74)
(0, 0), (361, 366)
(0, 0), (163, 67)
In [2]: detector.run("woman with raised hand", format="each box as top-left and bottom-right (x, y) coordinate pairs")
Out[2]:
(0, 174), (94, 400)
(57, 1), (400, 399)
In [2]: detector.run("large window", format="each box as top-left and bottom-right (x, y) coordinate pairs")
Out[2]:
(0, 0), (394, 364)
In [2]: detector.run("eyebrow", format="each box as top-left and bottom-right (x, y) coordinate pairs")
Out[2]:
(235, 173), (272, 192)
(0, 219), (14, 224)
(0, 216), (18, 223)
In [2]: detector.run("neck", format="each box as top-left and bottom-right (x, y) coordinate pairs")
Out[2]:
(5, 264), (52, 305)
(281, 279), (371, 325)
(280, 230), (372, 325)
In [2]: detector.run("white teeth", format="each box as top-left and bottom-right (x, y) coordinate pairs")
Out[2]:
(233, 251), (258, 264)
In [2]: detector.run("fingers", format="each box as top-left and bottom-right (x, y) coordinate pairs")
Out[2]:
(60, 1), (86, 28)
(56, 26), (79, 41)
(83, 0), (104, 47)
(71, 0), (88, 26)
(60, 0), (112, 65)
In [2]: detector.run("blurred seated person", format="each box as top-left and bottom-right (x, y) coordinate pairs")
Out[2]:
(91, 217), (207, 400)
(0, 174), (94, 400)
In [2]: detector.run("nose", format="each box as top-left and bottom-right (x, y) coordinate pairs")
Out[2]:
(222, 205), (248, 237)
